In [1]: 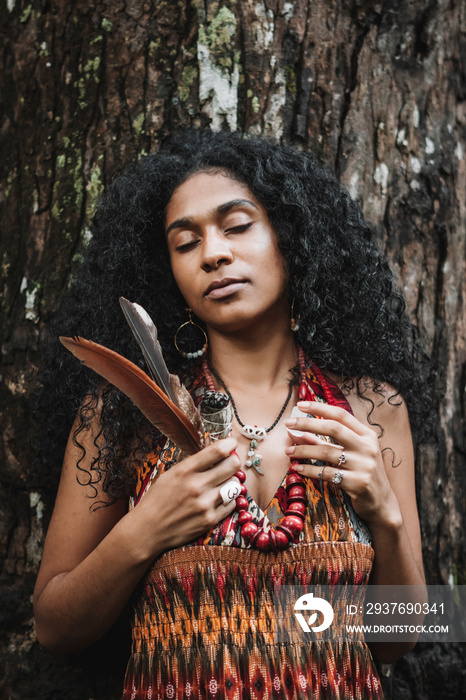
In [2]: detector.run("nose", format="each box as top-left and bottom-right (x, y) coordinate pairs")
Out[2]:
(201, 228), (234, 271)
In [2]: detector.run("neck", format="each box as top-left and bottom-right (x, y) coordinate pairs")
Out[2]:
(206, 323), (298, 392)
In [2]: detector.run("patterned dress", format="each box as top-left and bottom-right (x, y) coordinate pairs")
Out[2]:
(122, 365), (383, 700)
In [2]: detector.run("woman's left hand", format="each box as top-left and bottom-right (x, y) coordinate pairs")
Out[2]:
(284, 400), (401, 527)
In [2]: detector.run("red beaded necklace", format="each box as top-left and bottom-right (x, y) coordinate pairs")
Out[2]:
(202, 348), (318, 552)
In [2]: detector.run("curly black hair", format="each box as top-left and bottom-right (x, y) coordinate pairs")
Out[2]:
(35, 129), (436, 503)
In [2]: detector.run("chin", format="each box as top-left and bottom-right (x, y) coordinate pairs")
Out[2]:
(200, 295), (288, 335)
(209, 318), (253, 334)
(207, 309), (280, 336)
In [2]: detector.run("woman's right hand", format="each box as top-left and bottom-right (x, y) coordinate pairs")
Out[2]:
(123, 436), (241, 560)
(33, 423), (240, 653)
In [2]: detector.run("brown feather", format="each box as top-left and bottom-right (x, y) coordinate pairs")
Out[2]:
(119, 297), (176, 403)
(169, 374), (205, 436)
(60, 336), (203, 454)
(119, 298), (204, 437)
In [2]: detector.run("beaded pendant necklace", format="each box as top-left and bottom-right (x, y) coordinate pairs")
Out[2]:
(210, 366), (293, 475)
(202, 347), (316, 551)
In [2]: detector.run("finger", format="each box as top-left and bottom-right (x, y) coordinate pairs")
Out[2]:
(286, 423), (330, 444)
(294, 462), (352, 488)
(213, 476), (246, 508)
(297, 401), (373, 437)
(191, 437), (238, 472)
(286, 417), (356, 448)
(286, 443), (351, 468)
(285, 425), (342, 448)
(213, 497), (238, 518)
(205, 451), (243, 489)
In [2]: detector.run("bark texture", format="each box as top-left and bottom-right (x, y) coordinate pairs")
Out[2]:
(1, 0), (465, 697)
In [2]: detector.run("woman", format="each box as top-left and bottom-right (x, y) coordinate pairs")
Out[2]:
(34, 130), (430, 699)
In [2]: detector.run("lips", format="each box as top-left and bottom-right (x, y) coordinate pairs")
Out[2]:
(204, 277), (247, 299)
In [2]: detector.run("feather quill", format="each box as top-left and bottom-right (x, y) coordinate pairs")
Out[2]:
(59, 335), (203, 454)
(119, 297), (175, 402)
(119, 297), (204, 437)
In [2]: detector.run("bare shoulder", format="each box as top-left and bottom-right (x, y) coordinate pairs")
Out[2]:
(327, 372), (414, 472)
(328, 372), (409, 435)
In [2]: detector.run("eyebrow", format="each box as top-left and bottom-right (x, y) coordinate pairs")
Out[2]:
(165, 199), (258, 236)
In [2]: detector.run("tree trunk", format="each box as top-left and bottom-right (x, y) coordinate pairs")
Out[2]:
(1, 0), (464, 697)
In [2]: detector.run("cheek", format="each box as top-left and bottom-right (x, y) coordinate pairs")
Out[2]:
(169, 255), (189, 297)
(169, 256), (181, 285)
(252, 226), (286, 265)
(169, 257), (201, 309)
(259, 241), (288, 292)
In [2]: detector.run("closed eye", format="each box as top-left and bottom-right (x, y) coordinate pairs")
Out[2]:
(176, 240), (199, 252)
(175, 222), (252, 251)
(225, 222), (252, 234)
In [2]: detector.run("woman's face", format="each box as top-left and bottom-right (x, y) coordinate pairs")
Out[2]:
(165, 171), (289, 334)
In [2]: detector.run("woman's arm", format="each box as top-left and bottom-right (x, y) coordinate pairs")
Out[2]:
(284, 385), (426, 663)
(33, 418), (240, 654)
(346, 386), (425, 583)
(346, 387), (427, 662)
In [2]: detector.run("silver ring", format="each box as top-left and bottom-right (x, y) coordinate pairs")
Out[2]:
(337, 450), (347, 467)
(332, 470), (343, 485)
(219, 480), (242, 505)
(318, 465), (327, 480)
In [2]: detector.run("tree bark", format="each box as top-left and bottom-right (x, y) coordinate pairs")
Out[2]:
(1, 0), (464, 697)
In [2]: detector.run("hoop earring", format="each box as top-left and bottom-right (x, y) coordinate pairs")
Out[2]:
(174, 308), (208, 359)
(290, 297), (301, 332)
